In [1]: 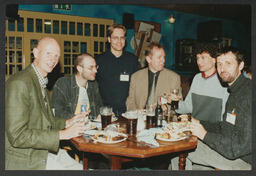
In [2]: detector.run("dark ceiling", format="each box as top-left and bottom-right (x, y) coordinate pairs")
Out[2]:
(143, 4), (251, 25)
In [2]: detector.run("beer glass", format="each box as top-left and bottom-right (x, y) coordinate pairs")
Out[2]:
(171, 89), (180, 109)
(146, 104), (156, 129)
(100, 106), (112, 129)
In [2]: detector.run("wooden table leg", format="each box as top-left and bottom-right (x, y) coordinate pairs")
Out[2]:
(179, 152), (188, 170)
(83, 152), (88, 170)
(110, 156), (133, 170)
(111, 156), (122, 170)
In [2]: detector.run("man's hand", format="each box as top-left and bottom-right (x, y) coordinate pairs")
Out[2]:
(191, 117), (200, 124)
(178, 114), (192, 122)
(190, 121), (207, 140)
(59, 121), (86, 140)
(167, 93), (182, 104)
(66, 112), (90, 128)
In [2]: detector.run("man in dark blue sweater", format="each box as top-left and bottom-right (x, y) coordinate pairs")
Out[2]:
(182, 47), (251, 170)
(96, 24), (139, 116)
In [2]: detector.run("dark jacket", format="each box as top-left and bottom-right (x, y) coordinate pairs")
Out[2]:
(96, 50), (139, 115)
(5, 65), (66, 170)
(51, 74), (102, 119)
(201, 74), (252, 164)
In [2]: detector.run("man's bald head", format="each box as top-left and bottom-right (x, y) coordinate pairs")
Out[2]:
(32, 37), (60, 77)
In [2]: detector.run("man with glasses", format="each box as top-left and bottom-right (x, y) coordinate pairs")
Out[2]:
(96, 24), (139, 117)
(52, 53), (102, 119)
(51, 53), (106, 168)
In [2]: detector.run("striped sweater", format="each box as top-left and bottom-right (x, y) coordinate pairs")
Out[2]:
(176, 72), (229, 122)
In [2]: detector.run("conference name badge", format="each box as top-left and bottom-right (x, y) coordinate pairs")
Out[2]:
(120, 72), (129, 82)
(226, 109), (236, 125)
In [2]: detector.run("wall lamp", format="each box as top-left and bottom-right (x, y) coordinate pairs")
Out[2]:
(169, 15), (175, 24)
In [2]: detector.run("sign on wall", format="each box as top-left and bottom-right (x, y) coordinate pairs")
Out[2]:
(53, 4), (71, 11)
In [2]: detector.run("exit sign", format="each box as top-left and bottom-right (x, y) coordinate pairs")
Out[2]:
(53, 4), (71, 11)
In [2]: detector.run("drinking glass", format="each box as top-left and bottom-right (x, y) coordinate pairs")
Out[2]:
(100, 106), (113, 129)
(126, 117), (138, 136)
(171, 89), (180, 109)
(145, 104), (156, 129)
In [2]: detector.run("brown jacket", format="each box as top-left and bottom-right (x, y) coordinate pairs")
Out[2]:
(126, 68), (182, 110)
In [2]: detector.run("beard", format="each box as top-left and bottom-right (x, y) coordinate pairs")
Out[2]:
(219, 71), (240, 85)
(220, 72), (234, 83)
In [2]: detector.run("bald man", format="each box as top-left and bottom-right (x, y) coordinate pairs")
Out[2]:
(5, 37), (86, 170)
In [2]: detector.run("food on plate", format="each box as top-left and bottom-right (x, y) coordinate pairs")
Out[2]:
(156, 131), (186, 140)
(156, 132), (171, 139)
(91, 131), (127, 143)
(163, 121), (191, 133)
(155, 121), (191, 141)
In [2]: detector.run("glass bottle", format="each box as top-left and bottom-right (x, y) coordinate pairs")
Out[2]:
(155, 97), (163, 127)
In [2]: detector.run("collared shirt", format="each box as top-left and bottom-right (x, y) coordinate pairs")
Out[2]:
(201, 69), (217, 79)
(31, 63), (48, 98)
(147, 69), (160, 95)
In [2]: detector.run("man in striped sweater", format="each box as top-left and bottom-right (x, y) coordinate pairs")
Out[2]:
(184, 46), (251, 170)
(170, 42), (229, 122)
(171, 42), (229, 170)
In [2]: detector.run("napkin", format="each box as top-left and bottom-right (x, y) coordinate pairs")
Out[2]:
(136, 128), (163, 147)
(83, 129), (98, 136)
(84, 121), (101, 130)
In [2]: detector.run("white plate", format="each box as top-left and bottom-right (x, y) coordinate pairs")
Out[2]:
(91, 131), (127, 144)
(155, 133), (188, 142)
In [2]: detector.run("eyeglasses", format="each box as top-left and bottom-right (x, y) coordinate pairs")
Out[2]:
(79, 65), (99, 71)
(111, 36), (126, 41)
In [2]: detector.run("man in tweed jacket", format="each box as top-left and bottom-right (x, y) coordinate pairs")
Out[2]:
(5, 37), (86, 170)
(126, 42), (182, 111)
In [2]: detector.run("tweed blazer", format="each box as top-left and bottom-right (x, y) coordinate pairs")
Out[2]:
(5, 65), (66, 170)
(126, 68), (182, 110)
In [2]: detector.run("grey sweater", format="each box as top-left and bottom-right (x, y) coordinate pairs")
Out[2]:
(176, 72), (229, 122)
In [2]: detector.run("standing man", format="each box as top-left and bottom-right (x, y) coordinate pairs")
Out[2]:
(96, 24), (139, 116)
(51, 53), (102, 119)
(5, 37), (86, 170)
(126, 42), (182, 111)
(169, 42), (229, 122)
(180, 47), (252, 170)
